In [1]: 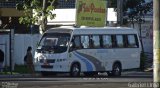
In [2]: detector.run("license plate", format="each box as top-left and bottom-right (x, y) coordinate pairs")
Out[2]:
(41, 65), (53, 68)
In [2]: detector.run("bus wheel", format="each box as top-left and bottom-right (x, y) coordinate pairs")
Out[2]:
(107, 71), (113, 76)
(70, 63), (80, 77)
(112, 63), (121, 76)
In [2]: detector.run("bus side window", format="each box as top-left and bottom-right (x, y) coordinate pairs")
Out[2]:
(102, 35), (112, 48)
(116, 35), (124, 48)
(127, 35), (138, 48)
(81, 35), (90, 49)
(72, 36), (82, 50)
(91, 35), (101, 48)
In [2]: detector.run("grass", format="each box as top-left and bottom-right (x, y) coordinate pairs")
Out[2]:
(14, 65), (30, 74)
(0, 71), (18, 75)
(0, 65), (30, 75)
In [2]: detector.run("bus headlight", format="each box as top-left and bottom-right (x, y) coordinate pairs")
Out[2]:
(34, 57), (39, 63)
(39, 55), (48, 63)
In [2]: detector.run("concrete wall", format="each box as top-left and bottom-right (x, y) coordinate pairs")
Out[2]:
(132, 21), (153, 54)
(0, 34), (41, 67)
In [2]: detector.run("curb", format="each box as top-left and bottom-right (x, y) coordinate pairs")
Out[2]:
(0, 74), (41, 78)
(144, 68), (153, 72)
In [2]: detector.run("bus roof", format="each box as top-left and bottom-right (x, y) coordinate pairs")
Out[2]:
(45, 26), (138, 35)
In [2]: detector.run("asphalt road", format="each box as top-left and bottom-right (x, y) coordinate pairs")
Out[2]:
(0, 71), (155, 88)
(0, 78), (154, 88)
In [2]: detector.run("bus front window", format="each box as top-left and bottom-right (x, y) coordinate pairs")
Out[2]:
(38, 33), (70, 53)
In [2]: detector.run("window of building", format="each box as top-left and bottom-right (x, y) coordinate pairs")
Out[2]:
(57, 0), (75, 8)
(0, 0), (23, 8)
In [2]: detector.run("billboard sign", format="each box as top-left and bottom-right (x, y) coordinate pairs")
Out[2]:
(76, 0), (107, 27)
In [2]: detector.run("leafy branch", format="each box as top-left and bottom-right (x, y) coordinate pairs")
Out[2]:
(16, 0), (58, 33)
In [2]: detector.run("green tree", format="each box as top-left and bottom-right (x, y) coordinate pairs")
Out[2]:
(16, 0), (58, 34)
(124, 0), (153, 27)
(109, 0), (153, 26)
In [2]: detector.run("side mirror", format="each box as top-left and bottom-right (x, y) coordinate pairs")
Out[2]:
(70, 42), (73, 47)
(69, 42), (75, 52)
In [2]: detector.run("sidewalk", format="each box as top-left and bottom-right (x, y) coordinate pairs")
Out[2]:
(144, 67), (153, 72)
(0, 73), (41, 78)
(0, 71), (153, 79)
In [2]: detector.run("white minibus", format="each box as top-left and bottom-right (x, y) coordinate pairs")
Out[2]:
(34, 26), (141, 77)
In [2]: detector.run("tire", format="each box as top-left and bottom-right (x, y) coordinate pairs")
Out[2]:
(107, 71), (113, 76)
(112, 63), (122, 76)
(70, 63), (80, 77)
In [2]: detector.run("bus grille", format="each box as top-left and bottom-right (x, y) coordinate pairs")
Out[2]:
(41, 65), (53, 68)
(40, 59), (55, 63)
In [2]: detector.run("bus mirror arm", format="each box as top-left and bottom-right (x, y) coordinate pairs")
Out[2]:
(69, 43), (73, 52)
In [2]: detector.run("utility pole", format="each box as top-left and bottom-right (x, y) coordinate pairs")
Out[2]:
(40, 0), (48, 34)
(153, 0), (160, 86)
(117, 0), (123, 26)
(9, 17), (12, 75)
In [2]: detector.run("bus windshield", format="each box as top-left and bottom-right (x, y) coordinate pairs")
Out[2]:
(37, 33), (70, 53)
